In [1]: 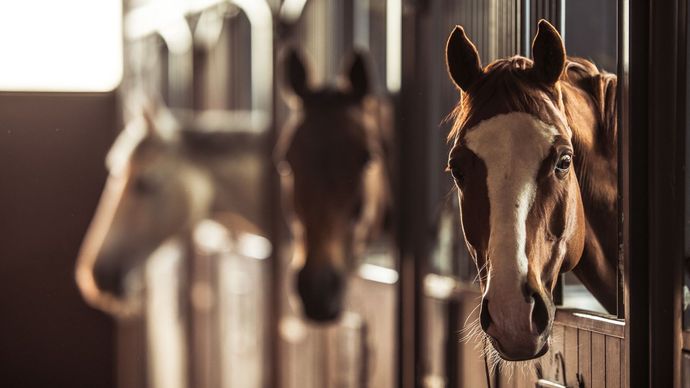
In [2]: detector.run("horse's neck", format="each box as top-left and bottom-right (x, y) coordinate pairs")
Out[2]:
(563, 79), (619, 313)
(204, 152), (266, 236)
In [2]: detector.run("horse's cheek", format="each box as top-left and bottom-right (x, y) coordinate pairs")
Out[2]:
(562, 189), (586, 272)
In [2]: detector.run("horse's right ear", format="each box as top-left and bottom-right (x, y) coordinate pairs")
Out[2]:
(531, 20), (566, 84)
(142, 105), (160, 139)
(445, 26), (483, 91)
(283, 47), (310, 100)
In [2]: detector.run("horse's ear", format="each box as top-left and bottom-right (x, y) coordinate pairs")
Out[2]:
(531, 19), (566, 85)
(142, 105), (160, 139)
(345, 50), (370, 100)
(141, 102), (176, 141)
(283, 47), (310, 100)
(445, 25), (483, 91)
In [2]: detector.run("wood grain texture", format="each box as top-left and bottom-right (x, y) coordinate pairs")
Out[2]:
(564, 326), (579, 386)
(591, 333), (606, 388)
(605, 336), (621, 388)
(577, 329), (592, 388)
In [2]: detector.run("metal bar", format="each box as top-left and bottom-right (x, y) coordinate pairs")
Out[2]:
(626, 0), (686, 386)
(623, 0), (650, 385)
(522, 0), (531, 56)
(647, 0), (686, 385)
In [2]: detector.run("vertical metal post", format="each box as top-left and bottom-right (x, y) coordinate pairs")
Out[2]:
(522, 0), (531, 56)
(626, 0), (686, 386)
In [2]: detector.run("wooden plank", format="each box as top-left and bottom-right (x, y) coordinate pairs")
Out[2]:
(577, 330), (592, 388)
(563, 326), (578, 386)
(458, 293), (490, 388)
(605, 337), (621, 388)
(540, 324), (566, 384)
(555, 309), (625, 339)
(591, 333), (606, 388)
(620, 340), (626, 388)
(510, 364), (536, 388)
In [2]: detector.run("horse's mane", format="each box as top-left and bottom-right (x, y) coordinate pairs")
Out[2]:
(446, 56), (614, 143)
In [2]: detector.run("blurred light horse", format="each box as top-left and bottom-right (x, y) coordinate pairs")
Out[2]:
(275, 49), (393, 322)
(75, 106), (264, 316)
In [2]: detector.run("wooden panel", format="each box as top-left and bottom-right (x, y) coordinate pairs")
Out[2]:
(555, 309), (625, 339)
(591, 333), (606, 388)
(540, 324), (566, 384)
(458, 293), (490, 388)
(510, 364), (536, 388)
(620, 339), (626, 388)
(577, 330), (592, 388)
(605, 337), (621, 388)
(564, 326), (579, 386)
(347, 277), (396, 388)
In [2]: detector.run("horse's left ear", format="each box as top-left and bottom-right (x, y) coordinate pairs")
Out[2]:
(531, 19), (566, 84)
(345, 50), (370, 100)
(283, 47), (311, 100)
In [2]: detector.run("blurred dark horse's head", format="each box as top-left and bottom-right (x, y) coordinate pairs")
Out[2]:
(276, 48), (391, 322)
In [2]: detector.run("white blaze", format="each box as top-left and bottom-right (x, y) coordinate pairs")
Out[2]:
(465, 113), (557, 293)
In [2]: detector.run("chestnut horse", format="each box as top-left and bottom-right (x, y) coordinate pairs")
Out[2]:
(445, 20), (617, 361)
(75, 107), (264, 316)
(275, 49), (392, 322)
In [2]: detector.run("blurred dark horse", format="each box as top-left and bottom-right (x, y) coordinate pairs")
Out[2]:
(275, 48), (393, 322)
(445, 20), (617, 361)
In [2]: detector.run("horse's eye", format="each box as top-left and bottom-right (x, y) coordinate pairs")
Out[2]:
(555, 153), (572, 176)
(133, 175), (158, 195)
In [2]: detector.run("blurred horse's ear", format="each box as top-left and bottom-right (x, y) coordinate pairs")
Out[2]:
(283, 47), (310, 100)
(445, 25), (483, 91)
(345, 50), (370, 100)
(142, 104), (161, 139)
(531, 19), (566, 85)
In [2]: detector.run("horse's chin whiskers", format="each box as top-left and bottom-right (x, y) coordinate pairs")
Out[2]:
(458, 304), (541, 381)
(471, 259), (492, 286)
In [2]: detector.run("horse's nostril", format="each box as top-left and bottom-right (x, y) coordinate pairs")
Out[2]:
(531, 293), (550, 335)
(92, 261), (125, 297)
(296, 266), (345, 322)
(480, 298), (491, 331)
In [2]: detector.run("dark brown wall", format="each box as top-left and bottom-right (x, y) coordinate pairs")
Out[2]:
(0, 93), (118, 388)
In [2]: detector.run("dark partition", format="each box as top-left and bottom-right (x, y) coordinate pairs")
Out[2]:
(0, 92), (118, 388)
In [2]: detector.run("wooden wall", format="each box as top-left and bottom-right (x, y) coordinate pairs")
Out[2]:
(427, 290), (627, 388)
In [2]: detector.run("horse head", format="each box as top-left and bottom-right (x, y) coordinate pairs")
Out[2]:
(276, 48), (390, 322)
(75, 107), (214, 316)
(445, 20), (597, 360)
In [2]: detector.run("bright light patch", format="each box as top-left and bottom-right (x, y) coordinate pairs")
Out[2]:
(0, 0), (123, 92)
(358, 263), (399, 284)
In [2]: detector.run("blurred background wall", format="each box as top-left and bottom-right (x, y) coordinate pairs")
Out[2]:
(0, 93), (119, 387)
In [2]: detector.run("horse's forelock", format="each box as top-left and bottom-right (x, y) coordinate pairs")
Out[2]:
(447, 56), (603, 144)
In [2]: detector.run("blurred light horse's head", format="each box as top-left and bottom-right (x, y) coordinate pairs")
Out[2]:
(76, 107), (258, 316)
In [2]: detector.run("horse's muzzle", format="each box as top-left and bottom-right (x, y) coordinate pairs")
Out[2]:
(296, 264), (345, 322)
(480, 292), (554, 360)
